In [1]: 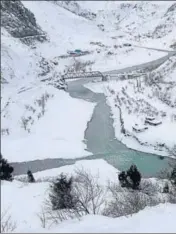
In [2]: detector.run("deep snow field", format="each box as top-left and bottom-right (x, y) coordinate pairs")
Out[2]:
(1, 1), (176, 233)
(1, 159), (176, 233)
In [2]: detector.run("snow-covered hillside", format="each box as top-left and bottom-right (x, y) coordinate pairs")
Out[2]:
(86, 55), (176, 157)
(1, 0), (176, 162)
(1, 159), (176, 233)
(1, 2), (176, 232)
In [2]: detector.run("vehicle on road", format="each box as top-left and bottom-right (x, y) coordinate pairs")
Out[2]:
(123, 43), (132, 47)
(67, 49), (89, 56)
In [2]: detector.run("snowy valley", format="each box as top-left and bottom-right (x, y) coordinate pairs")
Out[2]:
(1, 1), (176, 233)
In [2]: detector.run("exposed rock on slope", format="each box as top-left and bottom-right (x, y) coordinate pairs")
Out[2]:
(1, 0), (47, 44)
(153, 3), (176, 38)
(51, 1), (97, 20)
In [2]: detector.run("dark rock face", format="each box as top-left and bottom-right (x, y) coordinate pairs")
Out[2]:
(52, 1), (96, 21)
(153, 3), (176, 38)
(1, 0), (47, 43)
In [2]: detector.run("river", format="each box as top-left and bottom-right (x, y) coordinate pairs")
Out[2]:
(11, 52), (176, 177)
(11, 77), (174, 178)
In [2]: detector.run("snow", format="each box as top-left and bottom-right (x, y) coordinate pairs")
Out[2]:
(22, 1), (105, 58)
(1, 86), (95, 162)
(1, 1), (176, 233)
(41, 204), (176, 233)
(2, 159), (119, 232)
(85, 71), (176, 157)
(16, 159), (119, 186)
(1, 180), (49, 231)
(2, 0), (176, 163)
(1, 161), (176, 233)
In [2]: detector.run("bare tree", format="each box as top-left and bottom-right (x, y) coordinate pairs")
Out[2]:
(41, 168), (106, 227)
(1, 208), (16, 233)
(72, 168), (106, 216)
(36, 92), (51, 116)
(36, 95), (46, 116)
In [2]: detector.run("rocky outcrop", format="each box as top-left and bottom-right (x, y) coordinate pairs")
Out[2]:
(1, 0), (47, 44)
(52, 1), (96, 20)
(152, 3), (176, 38)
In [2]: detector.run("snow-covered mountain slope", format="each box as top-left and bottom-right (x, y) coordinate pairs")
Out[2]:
(1, 1), (176, 162)
(1, 2), (176, 233)
(1, 1), (103, 162)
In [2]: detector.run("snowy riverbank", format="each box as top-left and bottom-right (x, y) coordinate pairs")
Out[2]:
(1, 85), (95, 162)
(85, 59), (176, 159)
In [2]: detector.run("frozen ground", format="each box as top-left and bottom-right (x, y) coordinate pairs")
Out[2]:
(1, 159), (118, 231)
(1, 85), (95, 162)
(1, 159), (176, 233)
(31, 205), (176, 233)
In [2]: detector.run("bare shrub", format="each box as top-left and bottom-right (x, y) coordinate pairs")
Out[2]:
(41, 169), (106, 227)
(36, 95), (46, 116)
(158, 160), (176, 181)
(167, 187), (176, 203)
(37, 206), (48, 229)
(103, 181), (158, 218)
(35, 92), (51, 116)
(42, 199), (76, 227)
(64, 59), (94, 73)
(1, 208), (16, 233)
(1, 128), (9, 136)
(21, 116), (29, 131)
(140, 179), (160, 196)
(25, 104), (36, 113)
(72, 168), (106, 216)
(169, 145), (176, 157)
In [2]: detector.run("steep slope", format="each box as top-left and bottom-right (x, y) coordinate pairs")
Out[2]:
(1, 1), (103, 162)
(1, 0), (47, 44)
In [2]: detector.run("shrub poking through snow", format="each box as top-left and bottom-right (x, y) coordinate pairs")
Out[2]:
(72, 168), (105, 216)
(170, 166), (176, 185)
(118, 164), (141, 189)
(43, 169), (105, 226)
(49, 173), (74, 210)
(0, 153), (13, 181)
(27, 170), (35, 183)
(1, 208), (16, 233)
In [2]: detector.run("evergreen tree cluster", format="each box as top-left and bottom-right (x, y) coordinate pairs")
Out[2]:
(27, 170), (35, 183)
(0, 153), (14, 181)
(118, 164), (141, 189)
(49, 173), (74, 210)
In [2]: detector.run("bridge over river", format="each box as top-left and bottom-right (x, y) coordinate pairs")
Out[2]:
(11, 51), (176, 177)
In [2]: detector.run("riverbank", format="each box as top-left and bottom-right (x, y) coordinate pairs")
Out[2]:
(85, 54), (176, 159)
(1, 85), (95, 163)
(8, 76), (175, 177)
